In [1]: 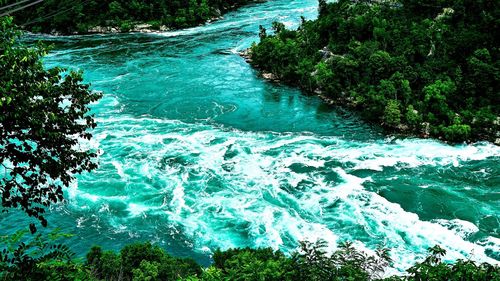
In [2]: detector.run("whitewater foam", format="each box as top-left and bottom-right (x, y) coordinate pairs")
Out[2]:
(24, 0), (499, 272)
(65, 112), (500, 271)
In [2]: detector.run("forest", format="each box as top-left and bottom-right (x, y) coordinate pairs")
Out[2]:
(1, 0), (499, 279)
(250, 0), (499, 142)
(8, 0), (261, 34)
(1, 230), (499, 280)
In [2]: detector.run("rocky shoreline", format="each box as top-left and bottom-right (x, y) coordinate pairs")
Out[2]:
(85, 24), (170, 34)
(240, 48), (280, 82)
(50, 17), (224, 36)
(240, 48), (500, 145)
(44, 0), (266, 36)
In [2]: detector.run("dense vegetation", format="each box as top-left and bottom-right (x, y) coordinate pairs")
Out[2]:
(0, 16), (101, 232)
(1, 3), (499, 281)
(1, 231), (499, 280)
(6, 0), (262, 34)
(250, 0), (500, 142)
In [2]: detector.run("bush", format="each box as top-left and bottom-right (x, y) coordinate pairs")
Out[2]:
(86, 246), (121, 280)
(406, 245), (500, 281)
(2, 238), (499, 280)
(441, 124), (471, 142)
(149, 21), (162, 30)
(119, 21), (134, 32)
(213, 247), (291, 280)
(0, 229), (81, 281)
(85, 242), (202, 280)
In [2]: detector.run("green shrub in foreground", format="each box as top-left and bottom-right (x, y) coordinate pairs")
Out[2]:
(1, 230), (499, 280)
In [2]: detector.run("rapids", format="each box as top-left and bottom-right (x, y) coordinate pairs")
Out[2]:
(3, 0), (498, 273)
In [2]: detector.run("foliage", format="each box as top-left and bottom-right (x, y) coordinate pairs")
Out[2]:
(188, 241), (499, 281)
(285, 240), (391, 281)
(10, 0), (262, 34)
(250, 0), (500, 142)
(403, 245), (500, 281)
(0, 229), (89, 281)
(86, 246), (121, 280)
(212, 247), (293, 280)
(132, 260), (160, 281)
(1, 237), (499, 281)
(86, 242), (202, 281)
(0, 17), (101, 232)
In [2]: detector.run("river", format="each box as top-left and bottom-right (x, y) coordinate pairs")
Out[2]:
(7, 0), (499, 273)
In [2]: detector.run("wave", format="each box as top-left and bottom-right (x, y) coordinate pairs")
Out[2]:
(69, 112), (500, 271)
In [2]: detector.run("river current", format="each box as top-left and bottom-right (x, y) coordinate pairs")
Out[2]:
(5, 0), (499, 273)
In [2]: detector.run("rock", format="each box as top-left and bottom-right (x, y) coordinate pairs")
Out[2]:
(135, 23), (151, 29)
(132, 24), (154, 33)
(397, 124), (410, 131)
(261, 72), (279, 81)
(87, 26), (102, 33)
(239, 49), (253, 63)
(319, 46), (333, 60)
(88, 26), (118, 33)
(495, 138), (500, 145)
(421, 122), (430, 137)
(319, 95), (335, 105)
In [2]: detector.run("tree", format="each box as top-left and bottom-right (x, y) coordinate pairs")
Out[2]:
(384, 99), (401, 127)
(13, 0), (257, 34)
(0, 229), (80, 280)
(0, 17), (102, 233)
(319, 0), (328, 17)
(249, 0), (499, 142)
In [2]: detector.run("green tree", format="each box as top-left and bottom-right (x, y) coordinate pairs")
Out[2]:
(0, 17), (102, 232)
(12, 0), (257, 34)
(249, 0), (499, 142)
(405, 105), (422, 128)
(108, 1), (125, 20)
(133, 260), (160, 281)
(213, 247), (291, 281)
(0, 229), (82, 280)
(384, 99), (402, 127)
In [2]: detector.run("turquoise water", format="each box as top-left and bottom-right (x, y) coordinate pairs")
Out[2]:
(3, 0), (499, 273)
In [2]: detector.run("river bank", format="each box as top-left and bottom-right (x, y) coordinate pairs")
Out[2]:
(9, 0), (499, 272)
(15, 0), (266, 35)
(245, 0), (499, 145)
(241, 48), (500, 145)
